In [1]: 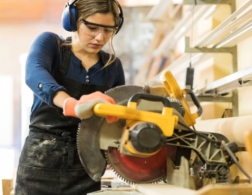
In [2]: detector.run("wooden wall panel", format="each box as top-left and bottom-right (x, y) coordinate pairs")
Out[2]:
(2, 179), (13, 195)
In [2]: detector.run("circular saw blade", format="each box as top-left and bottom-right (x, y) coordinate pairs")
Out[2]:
(77, 85), (177, 183)
(77, 85), (146, 181)
(106, 145), (177, 184)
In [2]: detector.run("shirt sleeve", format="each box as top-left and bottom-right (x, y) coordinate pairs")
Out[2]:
(25, 32), (67, 107)
(112, 58), (125, 87)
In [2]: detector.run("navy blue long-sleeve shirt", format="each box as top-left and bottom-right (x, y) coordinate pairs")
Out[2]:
(26, 32), (125, 118)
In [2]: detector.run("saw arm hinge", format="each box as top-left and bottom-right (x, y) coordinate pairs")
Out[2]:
(162, 71), (203, 126)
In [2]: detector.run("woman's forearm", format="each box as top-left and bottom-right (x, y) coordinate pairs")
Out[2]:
(53, 90), (71, 108)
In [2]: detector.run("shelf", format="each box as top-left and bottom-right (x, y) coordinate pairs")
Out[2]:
(148, 1), (252, 86)
(195, 0), (252, 47)
(216, 21), (252, 48)
(147, 53), (213, 86)
(142, 0), (252, 118)
(195, 66), (252, 96)
(118, 0), (161, 7)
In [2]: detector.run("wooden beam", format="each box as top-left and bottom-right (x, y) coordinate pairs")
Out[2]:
(2, 179), (12, 195)
(118, 0), (160, 7)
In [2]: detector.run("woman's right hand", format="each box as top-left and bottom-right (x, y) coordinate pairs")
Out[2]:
(63, 91), (118, 123)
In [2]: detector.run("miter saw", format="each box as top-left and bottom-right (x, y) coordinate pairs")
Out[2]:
(77, 70), (243, 190)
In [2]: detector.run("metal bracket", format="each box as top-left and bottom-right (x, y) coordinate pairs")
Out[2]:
(183, 0), (236, 13)
(182, 1), (238, 115)
(191, 96), (233, 103)
(185, 37), (238, 116)
(185, 37), (237, 72)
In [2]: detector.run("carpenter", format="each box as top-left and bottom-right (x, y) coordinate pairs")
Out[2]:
(15, 0), (125, 194)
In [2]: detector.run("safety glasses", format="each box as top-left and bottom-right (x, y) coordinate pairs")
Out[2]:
(80, 19), (118, 39)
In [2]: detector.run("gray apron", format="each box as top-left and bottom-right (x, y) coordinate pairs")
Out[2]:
(15, 45), (110, 195)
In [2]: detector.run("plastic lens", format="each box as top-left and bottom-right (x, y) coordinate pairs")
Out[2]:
(81, 19), (117, 38)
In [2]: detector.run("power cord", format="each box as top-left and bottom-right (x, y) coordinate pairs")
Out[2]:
(221, 141), (252, 183)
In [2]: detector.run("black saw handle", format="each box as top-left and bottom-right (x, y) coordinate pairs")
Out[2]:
(129, 93), (172, 108)
(184, 89), (203, 117)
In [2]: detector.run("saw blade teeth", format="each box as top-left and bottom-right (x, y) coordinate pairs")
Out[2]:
(105, 152), (135, 185)
(104, 84), (142, 94)
(76, 123), (81, 150)
(104, 85), (121, 94)
(105, 148), (167, 184)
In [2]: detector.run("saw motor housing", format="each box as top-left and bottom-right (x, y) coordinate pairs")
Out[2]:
(118, 93), (180, 157)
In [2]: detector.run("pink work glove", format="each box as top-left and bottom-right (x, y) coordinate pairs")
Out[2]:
(63, 91), (118, 123)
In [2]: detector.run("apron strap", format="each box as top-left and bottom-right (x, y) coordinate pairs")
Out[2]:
(60, 46), (71, 75)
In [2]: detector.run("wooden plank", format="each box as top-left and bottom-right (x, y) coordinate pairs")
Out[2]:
(118, 0), (160, 7)
(145, 0), (172, 20)
(147, 55), (167, 80)
(197, 184), (252, 195)
(245, 130), (252, 162)
(221, 108), (233, 118)
(136, 184), (196, 195)
(195, 0), (252, 47)
(2, 179), (12, 195)
(136, 183), (252, 195)
(134, 16), (167, 85)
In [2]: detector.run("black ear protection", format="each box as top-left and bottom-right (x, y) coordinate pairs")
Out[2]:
(61, 0), (124, 34)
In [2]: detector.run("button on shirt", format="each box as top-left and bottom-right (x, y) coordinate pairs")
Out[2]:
(25, 32), (125, 117)
(86, 75), (89, 83)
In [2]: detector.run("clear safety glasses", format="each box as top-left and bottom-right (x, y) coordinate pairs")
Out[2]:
(80, 19), (118, 39)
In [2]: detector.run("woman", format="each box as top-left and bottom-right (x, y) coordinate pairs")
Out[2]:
(15, 0), (125, 194)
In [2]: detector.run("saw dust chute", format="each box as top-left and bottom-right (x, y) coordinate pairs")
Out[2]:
(77, 70), (248, 189)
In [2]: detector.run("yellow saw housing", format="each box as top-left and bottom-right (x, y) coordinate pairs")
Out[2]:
(93, 70), (201, 157)
(94, 98), (178, 157)
(93, 102), (178, 137)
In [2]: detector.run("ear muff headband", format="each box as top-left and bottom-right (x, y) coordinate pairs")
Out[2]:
(61, 0), (124, 33)
(116, 3), (124, 34)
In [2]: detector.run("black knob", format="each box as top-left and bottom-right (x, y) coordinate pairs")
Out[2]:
(129, 122), (166, 153)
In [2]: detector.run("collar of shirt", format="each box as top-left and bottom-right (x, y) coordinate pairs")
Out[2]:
(71, 51), (107, 71)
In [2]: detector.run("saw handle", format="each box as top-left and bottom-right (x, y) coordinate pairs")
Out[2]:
(184, 89), (203, 117)
(129, 93), (172, 108)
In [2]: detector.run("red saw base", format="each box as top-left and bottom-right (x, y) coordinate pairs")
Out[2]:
(106, 145), (177, 183)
